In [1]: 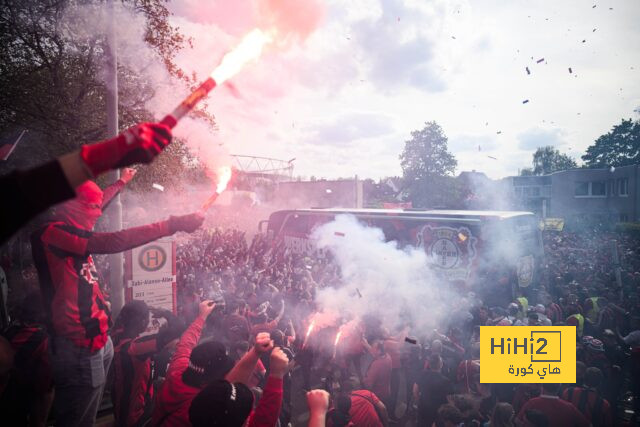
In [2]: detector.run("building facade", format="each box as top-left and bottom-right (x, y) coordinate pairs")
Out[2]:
(503, 164), (640, 224)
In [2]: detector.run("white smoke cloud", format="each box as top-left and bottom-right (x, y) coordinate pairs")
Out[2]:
(311, 214), (465, 332)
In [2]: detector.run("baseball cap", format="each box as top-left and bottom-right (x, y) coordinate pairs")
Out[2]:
(183, 340), (235, 386)
(189, 380), (254, 427)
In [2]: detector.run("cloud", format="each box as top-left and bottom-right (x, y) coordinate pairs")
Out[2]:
(517, 127), (568, 150)
(449, 133), (499, 153)
(303, 112), (395, 146)
(160, 0), (640, 181)
(349, 0), (447, 92)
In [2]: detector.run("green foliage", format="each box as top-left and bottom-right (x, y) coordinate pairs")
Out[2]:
(520, 146), (576, 176)
(582, 119), (640, 168)
(127, 139), (207, 193)
(399, 121), (459, 208)
(520, 167), (534, 176)
(0, 0), (215, 184)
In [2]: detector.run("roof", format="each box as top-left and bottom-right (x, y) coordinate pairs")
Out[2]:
(287, 208), (534, 220)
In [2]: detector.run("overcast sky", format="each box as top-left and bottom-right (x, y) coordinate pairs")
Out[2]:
(165, 0), (640, 180)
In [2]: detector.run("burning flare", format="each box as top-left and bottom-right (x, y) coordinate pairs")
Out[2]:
(334, 330), (343, 347)
(302, 320), (316, 349)
(211, 29), (272, 85)
(332, 330), (343, 358)
(216, 166), (233, 194)
(161, 29), (273, 129)
(202, 166), (233, 211)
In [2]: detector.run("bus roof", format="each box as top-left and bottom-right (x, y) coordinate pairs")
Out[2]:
(284, 208), (535, 220)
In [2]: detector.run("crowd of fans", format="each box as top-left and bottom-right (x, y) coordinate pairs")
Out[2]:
(2, 220), (640, 426)
(109, 226), (640, 426)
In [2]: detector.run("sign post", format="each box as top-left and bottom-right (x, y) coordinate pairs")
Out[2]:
(124, 240), (177, 313)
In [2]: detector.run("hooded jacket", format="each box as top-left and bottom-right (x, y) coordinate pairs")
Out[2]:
(31, 180), (173, 351)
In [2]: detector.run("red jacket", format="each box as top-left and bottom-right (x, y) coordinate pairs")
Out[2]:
(112, 334), (160, 427)
(517, 395), (589, 427)
(561, 386), (613, 427)
(32, 178), (172, 353)
(246, 376), (283, 427)
(31, 220), (172, 351)
(364, 354), (392, 401)
(152, 317), (205, 427)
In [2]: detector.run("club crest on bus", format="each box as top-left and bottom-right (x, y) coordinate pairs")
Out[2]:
(417, 225), (477, 280)
(517, 255), (535, 288)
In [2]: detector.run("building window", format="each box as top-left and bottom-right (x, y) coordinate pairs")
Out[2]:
(618, 178), (629, 196)
(620, 214), (629, 222)
(575, 182), (589, 196)
(591, 181), (606, 196)
(575, 181), (608, 197)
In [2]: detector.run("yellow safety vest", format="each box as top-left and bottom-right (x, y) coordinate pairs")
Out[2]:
(568, 314), (584, 338)
(585, 297), (600, 323)
(517, 297), (529, 320)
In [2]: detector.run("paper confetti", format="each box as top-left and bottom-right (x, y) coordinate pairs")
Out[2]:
(569, 67), (573, 73)
(496, 131), (502, 135)
(405, 337), (418, 345)
(488, 155), (497, 160)
(356, 288), (363, 298)
(526, 66), (531, 75)
(334, 232), (345, 237)
(152, 183), (165, 192)
(522, 99), (530, 104)
(536, 58), (544, 63)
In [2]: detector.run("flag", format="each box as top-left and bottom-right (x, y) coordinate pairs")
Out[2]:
(0, 130), (26, 161)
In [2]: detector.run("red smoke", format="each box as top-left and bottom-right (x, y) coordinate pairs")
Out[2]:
(257, 0), (325, 45)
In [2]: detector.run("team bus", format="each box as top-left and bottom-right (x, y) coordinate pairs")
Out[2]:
(259, 209), (544, 303)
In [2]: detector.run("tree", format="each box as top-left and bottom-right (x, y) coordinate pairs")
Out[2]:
(0, 0), (214, 184)
(399, 121), (458, 207)
(520, 167), (534, 176)
(521, 146), (577, 176)
(582, 118), (640, 168)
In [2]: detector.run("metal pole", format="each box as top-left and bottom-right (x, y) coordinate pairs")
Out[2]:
(611, 239), (623, 301)
(105, 0), (124, 318)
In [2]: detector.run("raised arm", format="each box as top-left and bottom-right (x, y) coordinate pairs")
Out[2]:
(167, 301), (215, 375)
(225, 333), (273, 385)
(306, 390), (330, 427)
(246, 347), (289, 427)
(101, 168), (137, 210)
(86, 213), (204, 254)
